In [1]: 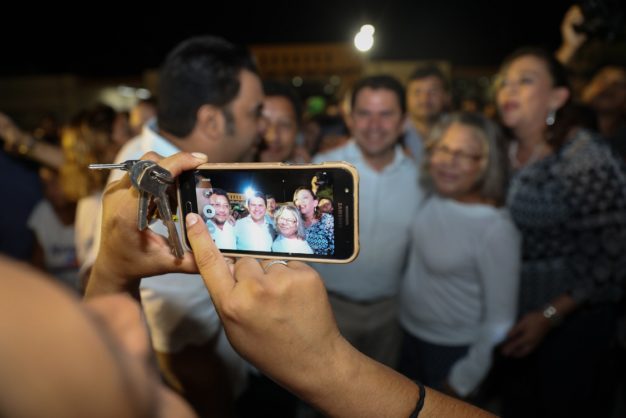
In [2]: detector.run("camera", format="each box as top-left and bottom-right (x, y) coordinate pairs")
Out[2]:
(574, 0), (625, 41)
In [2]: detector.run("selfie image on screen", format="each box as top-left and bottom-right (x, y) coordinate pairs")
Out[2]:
(193, 170), (335, 257)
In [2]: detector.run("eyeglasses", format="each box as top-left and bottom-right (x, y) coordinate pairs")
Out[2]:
(430, 145), (483, 164)
(277, 217), (297, 225)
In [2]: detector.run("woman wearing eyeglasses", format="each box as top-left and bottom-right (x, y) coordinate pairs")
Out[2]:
(271, 204), (313, 254)
(397, 112), (520, 403)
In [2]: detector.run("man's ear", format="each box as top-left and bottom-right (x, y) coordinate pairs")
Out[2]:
(196, 104), (224, 142)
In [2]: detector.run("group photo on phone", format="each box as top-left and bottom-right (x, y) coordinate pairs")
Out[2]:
(193, 171), (335, 256)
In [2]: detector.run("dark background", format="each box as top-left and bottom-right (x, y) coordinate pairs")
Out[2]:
(1, 0), (583, 77)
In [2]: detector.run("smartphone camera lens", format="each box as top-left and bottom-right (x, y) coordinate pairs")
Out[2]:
(203, 204), (215, 219)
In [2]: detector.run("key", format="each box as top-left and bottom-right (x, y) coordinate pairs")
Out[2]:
(129, 161), (160, 231)
(88, 160), (140, 172)
(131, 161), (184, 259)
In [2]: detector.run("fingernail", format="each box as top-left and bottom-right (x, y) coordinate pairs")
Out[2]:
(191, 152), (208, 161)
(186, 213), (199, 226)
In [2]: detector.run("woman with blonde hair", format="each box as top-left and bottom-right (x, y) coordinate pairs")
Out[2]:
(271, 204), (313, 254)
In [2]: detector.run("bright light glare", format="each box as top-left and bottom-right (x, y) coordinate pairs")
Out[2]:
(360, 24), (375, 35)
(244, 186), (256, 200)
(354, 24), (375, 52)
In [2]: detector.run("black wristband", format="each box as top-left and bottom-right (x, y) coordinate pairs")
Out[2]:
(408, 381), (426, 418)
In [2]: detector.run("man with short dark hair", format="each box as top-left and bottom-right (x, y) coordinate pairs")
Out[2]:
(235, 192), (274, 251)
(312, 74), (422, 368)
(404, 63), (451, 162)
(206, 188), (236, 250)
(84, 35), (265, 417)
(257, 80), (310, 163)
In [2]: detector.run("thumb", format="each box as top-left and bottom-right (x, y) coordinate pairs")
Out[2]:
(185, 213), (234, 305)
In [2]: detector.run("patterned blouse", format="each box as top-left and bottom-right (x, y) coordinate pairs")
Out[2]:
(305, 213), (335, 255)
(507, 129), (626, 315)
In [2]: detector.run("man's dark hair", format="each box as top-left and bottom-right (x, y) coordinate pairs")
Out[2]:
(408, 63), (451, 92)
(247, 191), (267, 206)
(210, 187), (230, 204)
(350, 75), (406, 115)
(262, 80), (303, 126)
(157, 35), (258, 137)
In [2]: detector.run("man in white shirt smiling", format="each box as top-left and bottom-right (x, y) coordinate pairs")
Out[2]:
(206, 188), (236, 250)
(235, 192), (275, 251)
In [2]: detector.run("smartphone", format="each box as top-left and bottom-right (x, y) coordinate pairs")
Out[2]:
(178, 162), (359, 263)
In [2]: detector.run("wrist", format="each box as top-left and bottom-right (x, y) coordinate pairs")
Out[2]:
(542, 304), (563, 327)
(86, 257), (139, 299)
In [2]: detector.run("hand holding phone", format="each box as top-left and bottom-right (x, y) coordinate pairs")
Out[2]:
(177, 162), (359, 263)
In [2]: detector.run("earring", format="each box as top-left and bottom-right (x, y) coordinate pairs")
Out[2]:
(546, 109), (556, 126)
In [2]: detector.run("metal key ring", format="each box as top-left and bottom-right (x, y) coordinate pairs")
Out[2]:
(263, 260), (288, 273)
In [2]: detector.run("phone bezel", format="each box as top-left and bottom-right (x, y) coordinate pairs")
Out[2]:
(177, 161), (359, 263)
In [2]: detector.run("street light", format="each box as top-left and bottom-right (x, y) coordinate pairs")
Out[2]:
(354, 24), (375, 52)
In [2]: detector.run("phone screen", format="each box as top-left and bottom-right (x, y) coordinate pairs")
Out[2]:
(178, 163), (359, 263)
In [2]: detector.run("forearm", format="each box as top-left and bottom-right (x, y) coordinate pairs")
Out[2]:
(155, 344), (236, 418)
(290, 338), (494, 418)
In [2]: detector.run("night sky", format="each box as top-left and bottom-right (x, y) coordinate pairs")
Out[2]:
(1, 0), (580, 77)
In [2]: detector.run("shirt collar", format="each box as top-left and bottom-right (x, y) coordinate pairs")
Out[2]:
(347, 139), (411, 173)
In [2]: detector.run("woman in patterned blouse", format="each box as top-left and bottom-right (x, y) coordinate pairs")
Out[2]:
(293, 187), (334, 255)
(496, 47), (626, 418)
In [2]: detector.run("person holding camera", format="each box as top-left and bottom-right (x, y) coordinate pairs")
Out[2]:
(293, 186), (334, 256)
(205, 188), (237, 250)
(80, 150), (495, 418)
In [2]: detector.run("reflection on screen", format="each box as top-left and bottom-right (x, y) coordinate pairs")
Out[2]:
(195, 170), (335, 256)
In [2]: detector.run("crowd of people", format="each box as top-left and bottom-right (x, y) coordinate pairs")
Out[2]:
(1, 4), (626, 418)
(195, 180), (334, 256)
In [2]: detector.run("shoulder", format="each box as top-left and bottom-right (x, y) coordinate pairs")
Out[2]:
(114, 135), (144, 162)
(235, 217), (249, 227)
(312, 140), (355, 163)
(560, 129), (620, 169)
(481, 208), (520, 243)
(397, 150), (418, 172)
(320, 213), (334, 225)
(28, 199), (51, 222)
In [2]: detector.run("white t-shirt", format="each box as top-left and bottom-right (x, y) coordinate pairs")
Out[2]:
(207, 219), (237, 250)
(399, 195), (520, 397)
(235, 216), (274, 251)
(27, 199), (80, 292)
(272, 235), (313, 254)
(75, 192), (102, 271)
